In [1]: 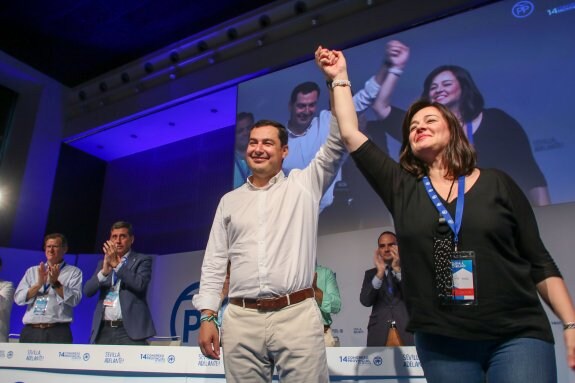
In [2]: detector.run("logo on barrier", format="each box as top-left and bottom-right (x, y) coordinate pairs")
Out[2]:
(83, 353), (90, 361)
(170, 281), (201, 345)
(7, 351), (13, 359)
(512, 1), (534, 18)
(372, 355), (383, 366)
(167, 354), (176, 364)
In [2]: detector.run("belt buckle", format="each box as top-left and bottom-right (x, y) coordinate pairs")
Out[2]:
(110, 320), (120, 328)
(256, 297), (275, 311)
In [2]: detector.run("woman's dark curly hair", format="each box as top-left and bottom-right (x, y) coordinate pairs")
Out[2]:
(399, 100), (476, 179)
(421, 65), (484, 123)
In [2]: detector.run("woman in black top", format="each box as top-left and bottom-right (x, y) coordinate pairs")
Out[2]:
(317, 46), (575, 383)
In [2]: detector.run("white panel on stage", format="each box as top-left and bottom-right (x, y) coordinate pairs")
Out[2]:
(0, 343), (424, 382)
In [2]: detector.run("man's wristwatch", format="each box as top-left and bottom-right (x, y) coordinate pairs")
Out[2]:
(51, 280), (62, 289)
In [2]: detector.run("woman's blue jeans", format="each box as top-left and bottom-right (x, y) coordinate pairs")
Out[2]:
(415, 332), (557, 383)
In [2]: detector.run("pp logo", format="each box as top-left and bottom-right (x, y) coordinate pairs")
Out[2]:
(170, 281), (201, 344)
(373, 355), (383, 366)
(167, 355), (176, 364)
(83, 353), (90, 361)
(512, 1), (534, 18)
(7, 351), (13, 359)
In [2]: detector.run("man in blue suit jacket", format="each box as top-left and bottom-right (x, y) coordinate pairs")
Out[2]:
(84, 221), (156, 345)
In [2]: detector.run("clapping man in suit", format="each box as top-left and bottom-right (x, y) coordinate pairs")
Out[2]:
(359, 231), (413, 346)
(84, 221), (156, 345)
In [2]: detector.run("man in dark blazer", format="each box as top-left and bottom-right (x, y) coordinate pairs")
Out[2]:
(359, 231), (413, 346)
(84, 221), (156, 345)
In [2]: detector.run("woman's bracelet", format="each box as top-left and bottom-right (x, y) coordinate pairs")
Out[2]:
(563, 322), (575, 330)
(326, 79), (351, 89)
(200, 314), (221, 329)
(387, 67), (403, 77)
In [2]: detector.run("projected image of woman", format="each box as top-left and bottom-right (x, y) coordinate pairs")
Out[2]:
(421, 65), (550, 205)
(371, 43), (550, 206)
(322, 41), (575, 380)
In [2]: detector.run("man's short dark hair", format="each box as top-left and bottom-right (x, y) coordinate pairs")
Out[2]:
(237, 112), (254, 123)
(251, 120), (289, 147)
(399, 100), (476, 180)
(44, 233), (68, 248)
(111, 221), (134, 236)
(290, 81), (320, 104)
(377, 231), (396, 244)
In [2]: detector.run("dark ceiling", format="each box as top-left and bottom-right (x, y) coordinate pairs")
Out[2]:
(0, 0), (277, 87)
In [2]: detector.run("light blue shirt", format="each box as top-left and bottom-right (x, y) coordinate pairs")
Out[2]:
(372, 269), (402, 289)
(14, 261), (82, 324)
(283, 76), (381, 211)
(97, 252), (129, 320)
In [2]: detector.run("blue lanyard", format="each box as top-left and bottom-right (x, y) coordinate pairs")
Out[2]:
(111, 257), (127, 287)
(111, 270), (118, 287)
(466, 122), (474, 145)
(423, 176), (465, 248)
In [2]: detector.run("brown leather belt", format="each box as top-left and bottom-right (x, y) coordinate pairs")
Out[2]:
(229, 287), (315, 311)
(26, 322), (69, 329)
(101, 320), (123, 328)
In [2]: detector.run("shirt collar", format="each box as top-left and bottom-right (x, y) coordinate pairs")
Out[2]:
(247, 170), (285, 190)
(286, 121), (312, 137)
(47, 259), (66, 268)
(121, 250), (132, 262)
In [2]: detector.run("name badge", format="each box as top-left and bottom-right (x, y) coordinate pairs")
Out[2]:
(104, 291), (119, 307)
(33, 295), (49, 315)
(449, 250), (477, 305)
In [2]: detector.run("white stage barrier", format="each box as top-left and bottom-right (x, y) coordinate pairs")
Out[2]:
(0, 343), (424, 382)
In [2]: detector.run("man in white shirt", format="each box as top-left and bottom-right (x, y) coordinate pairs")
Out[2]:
(193, 47), (349, 383)
(283, 58), (388, 212)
